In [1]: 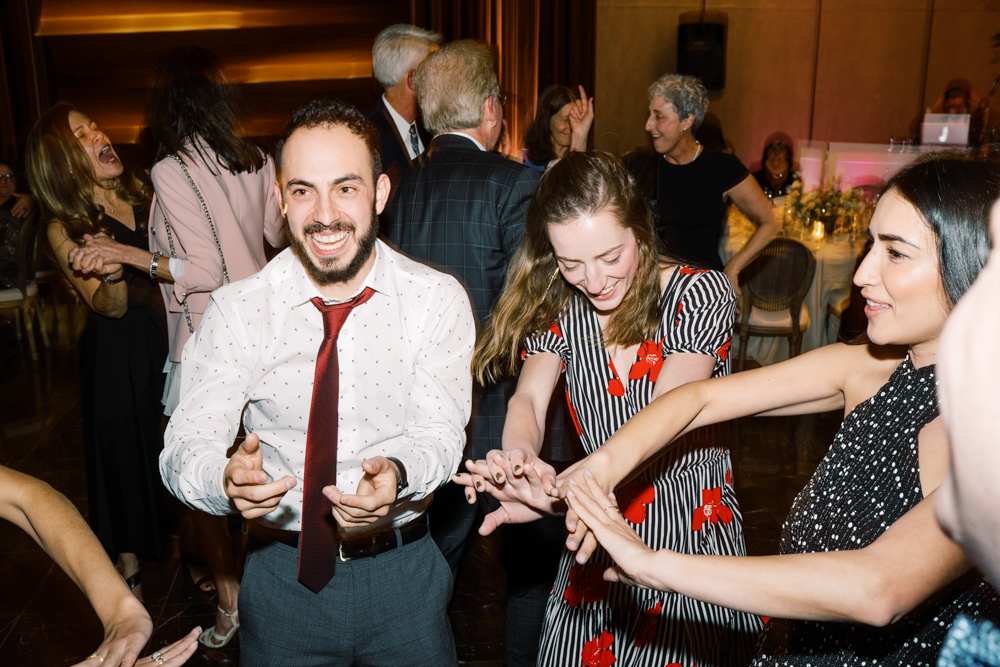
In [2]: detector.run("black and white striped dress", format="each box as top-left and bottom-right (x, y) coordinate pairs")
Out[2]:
(529, 267), (763, 667)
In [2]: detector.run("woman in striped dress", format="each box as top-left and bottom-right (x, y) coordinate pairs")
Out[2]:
(463, 151), (763, 666)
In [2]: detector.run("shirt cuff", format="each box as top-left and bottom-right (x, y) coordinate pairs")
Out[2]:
(168, 257), (185, 278)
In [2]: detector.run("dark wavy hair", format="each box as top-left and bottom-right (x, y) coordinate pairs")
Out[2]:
(885, 153), (999, 308)
(148, 45), (264, 174)
(523, 85), (578, 166)
(275, 99), (382, 186)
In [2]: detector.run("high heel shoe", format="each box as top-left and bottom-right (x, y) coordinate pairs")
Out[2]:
(198, 606), (239, 648)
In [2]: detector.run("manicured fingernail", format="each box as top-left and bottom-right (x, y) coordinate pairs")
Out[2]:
(514, 465), (521, 472)
(567, 539), (577, 550)
(584, 469), (594, 478)
(578, 553), (589, 564)
(466, 494), (473, 502)
(569, 479), (578, 486)
(476, 481), (483, 490)
(495, 472), (502, 481)
(567, 521), (577, 531)
(567, 489), (576, 498)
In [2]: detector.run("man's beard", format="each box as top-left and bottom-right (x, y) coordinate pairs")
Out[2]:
(286, 206), (380, 286)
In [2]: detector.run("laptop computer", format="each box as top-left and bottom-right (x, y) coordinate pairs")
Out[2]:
(921, 113), (970, 146)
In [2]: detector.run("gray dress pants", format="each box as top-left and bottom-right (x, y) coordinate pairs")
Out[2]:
(239, 532), (457, 667)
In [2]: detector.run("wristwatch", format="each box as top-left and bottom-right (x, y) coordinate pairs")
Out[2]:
(386, 457), (408, 496)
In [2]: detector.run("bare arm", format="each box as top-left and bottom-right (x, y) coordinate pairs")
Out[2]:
(47, 223), (128, 318)
(0, 465), (153, 664)
(723, 175), (780, 293)
(502, 352), (563, 455)
(571, 342), (855, 495)
(80, 234), (174, 282)
(569, 472), (969, 626)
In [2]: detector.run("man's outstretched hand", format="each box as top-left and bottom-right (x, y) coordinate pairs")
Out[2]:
(223, 433), (296, 519)
(325, 457), (399, 529)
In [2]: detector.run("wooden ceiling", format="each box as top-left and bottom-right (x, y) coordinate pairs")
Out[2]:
(36, 0), (410, 162)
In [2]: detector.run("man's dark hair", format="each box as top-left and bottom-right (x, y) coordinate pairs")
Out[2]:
(275, 99), (382, 185)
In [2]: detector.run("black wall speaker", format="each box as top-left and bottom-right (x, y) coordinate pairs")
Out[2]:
(677, 22), (726, 91)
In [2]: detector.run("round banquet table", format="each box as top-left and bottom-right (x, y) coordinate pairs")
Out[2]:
(720, 205), (867, 366)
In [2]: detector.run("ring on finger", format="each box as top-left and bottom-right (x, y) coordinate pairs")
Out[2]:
(86, 654), (104, 663)
(604, 504), (620, 514)
(152, 651), (165, 664)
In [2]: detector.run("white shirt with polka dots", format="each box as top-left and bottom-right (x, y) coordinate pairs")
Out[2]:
(160, 240), (476, 532)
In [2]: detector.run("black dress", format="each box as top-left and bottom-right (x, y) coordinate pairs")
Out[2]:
(80, 207), (169, 559)
(624, 147), (749, 271)
(752, 356), (1000, 666)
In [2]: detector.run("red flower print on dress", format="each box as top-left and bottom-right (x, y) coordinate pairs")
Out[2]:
(725, 468), (732, 486)
(581, 630), (617, 667)
(692, 487), (734, 531)
(761, 616), (770, 624)
(563, 562), (609, 607)
(717, 337), (731, 361)
(675, 301), (683, 325)
(678, 266), (710, 275)
(566, 390), (583, 437)
(629, 338), (666, 382)
(549, 322), (563, 338)
(632, 601), (662, 647)
(607, 360), (625, 397)
(616, 478), (656, 524)
(521, 349), (527, 361)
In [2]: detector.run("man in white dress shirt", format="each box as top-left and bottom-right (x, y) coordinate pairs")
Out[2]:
(160, 99), (475, 666)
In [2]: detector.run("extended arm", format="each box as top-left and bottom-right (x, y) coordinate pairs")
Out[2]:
(569, 472), (969, 626)
(0, 465), (151, 664)
(502, 352), (563, 456)
(723, 175), (780, 293)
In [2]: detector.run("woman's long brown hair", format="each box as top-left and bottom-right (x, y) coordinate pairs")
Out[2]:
(25, 102), (151, 253)
(473, 151), (674, 384)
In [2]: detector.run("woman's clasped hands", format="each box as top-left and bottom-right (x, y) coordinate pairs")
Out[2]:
(67, 233), (127, 278)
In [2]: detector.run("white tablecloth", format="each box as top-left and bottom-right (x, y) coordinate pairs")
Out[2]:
(721, 208), (866, 366)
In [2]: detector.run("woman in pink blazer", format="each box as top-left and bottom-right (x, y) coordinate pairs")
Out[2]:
(147, 46), (284, 649)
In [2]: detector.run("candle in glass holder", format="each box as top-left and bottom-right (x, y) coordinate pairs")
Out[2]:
(812, 219), (826, 240)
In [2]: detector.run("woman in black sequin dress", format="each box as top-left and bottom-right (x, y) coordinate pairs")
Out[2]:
(475, 154), (1000, 667)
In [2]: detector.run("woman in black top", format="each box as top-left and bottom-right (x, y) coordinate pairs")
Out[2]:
(752, 141), (798, 199)
(624, 74), (778, 294)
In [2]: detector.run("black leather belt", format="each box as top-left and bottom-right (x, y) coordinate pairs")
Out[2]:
(250, 515), (428, 561)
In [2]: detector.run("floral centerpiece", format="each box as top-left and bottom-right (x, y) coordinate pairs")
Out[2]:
(784, 178), (870, 234)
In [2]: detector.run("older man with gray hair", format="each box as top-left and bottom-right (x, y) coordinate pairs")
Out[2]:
(381, 40), (554, 667)
(366, 23), (441, 193)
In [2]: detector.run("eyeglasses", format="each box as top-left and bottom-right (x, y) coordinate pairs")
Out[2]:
(494, 92), (509, 107)
(0, 174), (15, 182)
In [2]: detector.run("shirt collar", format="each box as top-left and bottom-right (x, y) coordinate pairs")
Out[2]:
(285, 238), (395, 308)
(439, 131), (486, 151)
(383, 95), (415, 140)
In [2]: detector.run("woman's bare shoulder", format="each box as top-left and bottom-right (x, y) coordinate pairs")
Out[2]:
(840, 343), (908, 413)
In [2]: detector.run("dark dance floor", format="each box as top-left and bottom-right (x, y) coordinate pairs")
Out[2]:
(0, 310), (840, 665)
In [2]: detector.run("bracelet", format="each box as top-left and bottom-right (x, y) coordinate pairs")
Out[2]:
(149, 251), (163, 279)
(102, 270), (124, 285)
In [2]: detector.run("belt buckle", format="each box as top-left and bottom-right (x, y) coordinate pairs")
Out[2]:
(337, 535), (379, 561)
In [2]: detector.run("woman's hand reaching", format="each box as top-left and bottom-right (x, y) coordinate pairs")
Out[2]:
(452, 449), (564, 535)
(564, 470), (661, 590)
(74, 627), (201, 667)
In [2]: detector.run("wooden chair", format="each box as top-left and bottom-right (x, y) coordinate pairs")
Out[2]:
(825, 288), (852, 344)
(0, 212), (50, 360)
(735, 238), (816, 372)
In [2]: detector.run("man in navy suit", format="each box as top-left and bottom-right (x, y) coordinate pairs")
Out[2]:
(381, 40), (556, 667)
(365, 24), (439, 196)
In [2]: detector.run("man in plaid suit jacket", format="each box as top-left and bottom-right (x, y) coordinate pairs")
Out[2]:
(381, 41), (551, 667)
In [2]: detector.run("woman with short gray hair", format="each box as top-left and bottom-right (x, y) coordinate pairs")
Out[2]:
(624, 73), (778, 295)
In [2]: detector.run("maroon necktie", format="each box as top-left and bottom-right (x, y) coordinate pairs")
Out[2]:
(298, 287), (376, 593)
